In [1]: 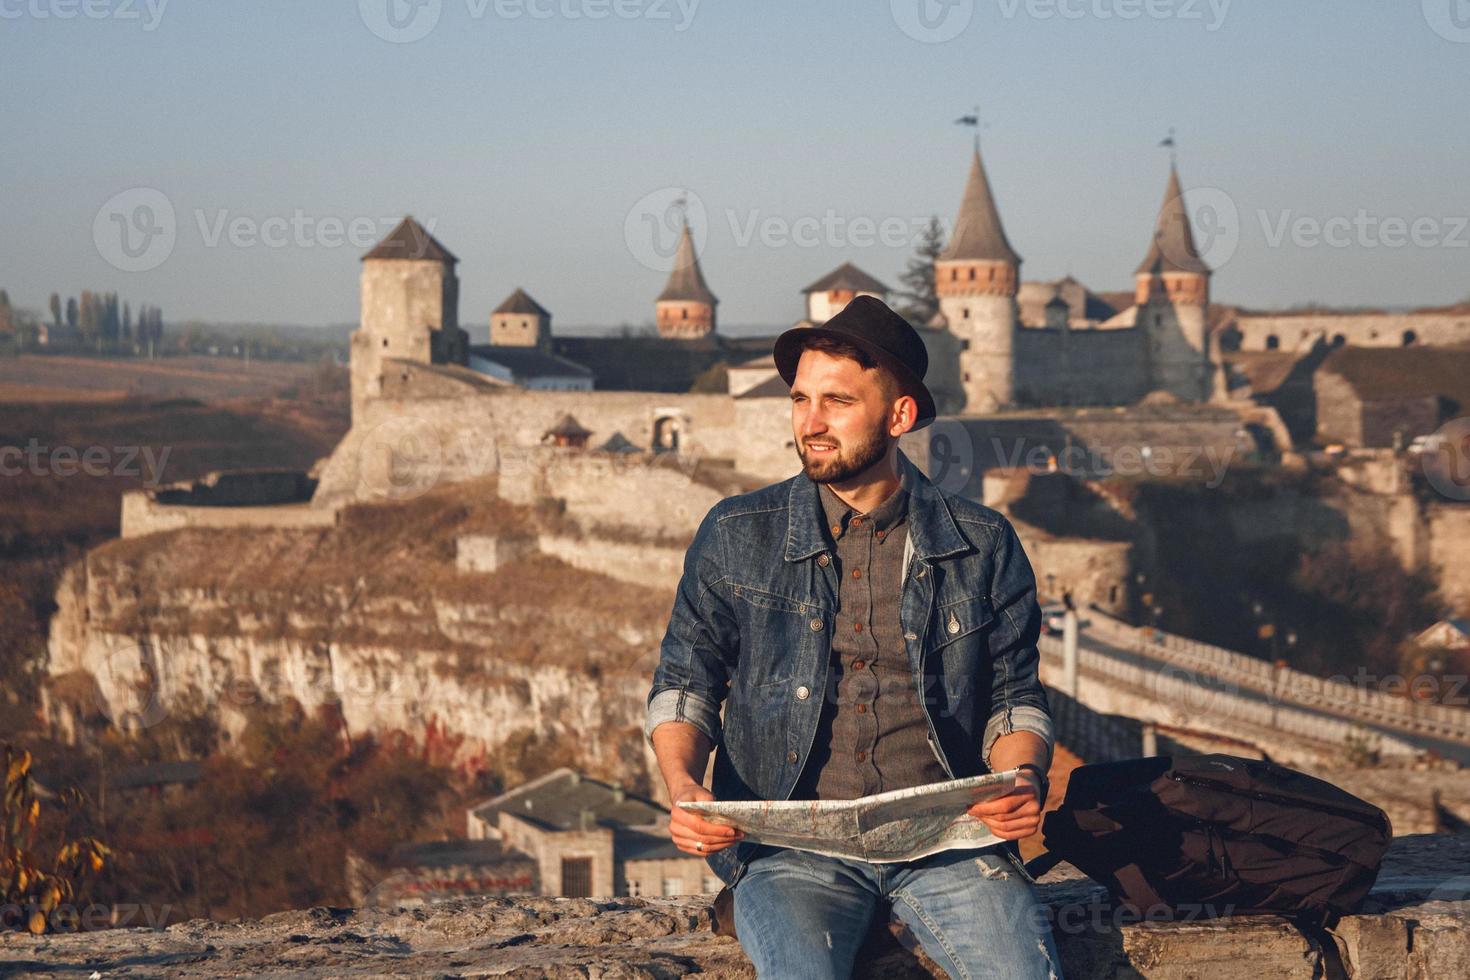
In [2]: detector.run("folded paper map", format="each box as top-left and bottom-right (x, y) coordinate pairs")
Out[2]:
(679, 769), (1018, 863)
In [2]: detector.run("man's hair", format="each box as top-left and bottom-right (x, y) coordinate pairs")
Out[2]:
(794, 334), (900, 403)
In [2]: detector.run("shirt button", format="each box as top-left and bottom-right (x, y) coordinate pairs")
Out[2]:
(851, 569), (861, 579)
(853, 622), (863, 633)
(855, 750), (867, 762)
(810, 618), (823, 631)
(852, 660), (866, 671)
(857, 704), (868, 714)
(817, 553), (829, 566)
(787, 750), (798, 763)
(796, 685), (810, 700)
(830, 524), (841, 537)
(876, 530), (886, 541)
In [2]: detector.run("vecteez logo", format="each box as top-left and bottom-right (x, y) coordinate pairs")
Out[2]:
(891, 0), (974, 42)
(1422, 0), (1470, 43)
(360, 0), (442, 42)
(93, 187), (177, 273)
(624, 188), (707, 273)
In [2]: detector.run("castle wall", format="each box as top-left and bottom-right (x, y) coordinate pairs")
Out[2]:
(499, 449), (727, 540)
(1012, 326), (1150, 406)
(734, 396), (801, 483)
(1428, 504), (1470, 610)
(313, 387), (795, 508)
(1234, 313), (1470, 353)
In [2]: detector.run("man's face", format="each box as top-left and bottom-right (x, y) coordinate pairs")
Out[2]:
(790, 349), (907, 484)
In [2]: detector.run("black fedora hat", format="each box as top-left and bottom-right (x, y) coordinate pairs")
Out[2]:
(772, 295), (937, 429)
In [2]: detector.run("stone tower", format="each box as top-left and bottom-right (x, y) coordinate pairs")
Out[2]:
(655, 222), (718, 339)
(351, 216), (467, 414)
(934, 146), (1022, 413)
(1135, 165), (1212, 401)
(489, 288), (551, 349)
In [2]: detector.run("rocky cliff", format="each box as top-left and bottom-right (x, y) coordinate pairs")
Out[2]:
(42, 477), (673, 796)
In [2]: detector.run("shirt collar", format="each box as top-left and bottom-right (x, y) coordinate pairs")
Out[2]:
(784, 450), (969, 563)
(817, 481), (908, 539)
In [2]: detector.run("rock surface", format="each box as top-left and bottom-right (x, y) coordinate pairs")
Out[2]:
(4, 834), (1468, 978)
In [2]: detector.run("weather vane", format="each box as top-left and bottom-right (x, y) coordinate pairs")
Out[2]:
(954, 105), (986, 150)
(1159, 127), (1178, 165)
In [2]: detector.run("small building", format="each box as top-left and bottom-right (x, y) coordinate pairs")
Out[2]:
(1415, 618), (1470, 653)
(801, 262), (890, 325)
(489, 288), (553, 348)
(465, 768), (713, 898)
(543, 413), (593, 449)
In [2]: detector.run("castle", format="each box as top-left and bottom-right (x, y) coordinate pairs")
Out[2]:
(347, 145), (1231, 421)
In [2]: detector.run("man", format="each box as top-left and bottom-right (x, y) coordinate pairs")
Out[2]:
(644, 296), (1061, 979)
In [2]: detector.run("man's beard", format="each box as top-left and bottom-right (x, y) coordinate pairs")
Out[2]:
(798, 427), (891, 484)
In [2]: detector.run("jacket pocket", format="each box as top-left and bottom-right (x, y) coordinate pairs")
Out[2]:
(932, 593), (994, 649)
(729, 583), (822, 690)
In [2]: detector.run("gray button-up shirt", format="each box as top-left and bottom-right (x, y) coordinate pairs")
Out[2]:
(791, 482), (950, 800)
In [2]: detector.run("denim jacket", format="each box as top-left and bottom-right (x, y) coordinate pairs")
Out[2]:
(644, 451), (1054, 887)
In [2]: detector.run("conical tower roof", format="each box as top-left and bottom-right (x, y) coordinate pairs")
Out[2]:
(493, 288), (550, 317)
(362, 216), (457, 263)
(1136, 165), (1210, 276)
(938, 147), (1021, 266)
(656, 223), (718, 306)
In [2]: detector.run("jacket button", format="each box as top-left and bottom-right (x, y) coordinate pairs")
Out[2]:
(817, 553), (829, 566)
(810, 618), (822, 631)
(904, 632), (918, 642)
(796, 685), (810, 700)
(787, 750), (798, 764)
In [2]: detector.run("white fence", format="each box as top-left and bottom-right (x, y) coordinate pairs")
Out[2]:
(1062, 611), (1470, 746)
(1037, 635), (1424, 757)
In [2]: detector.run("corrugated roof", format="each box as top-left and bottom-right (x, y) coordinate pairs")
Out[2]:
(1135, 166), (1210, 276)
(493, 288), (551, 317)
(468, 768), (667, 832)
(656, 224), (718, 306)
(362, 216), (458, 263)
(801, 262), (891, 295)
(470, 344), (592, 379)
(616, 830), (688, 862)
(939, 147), (1021, 266)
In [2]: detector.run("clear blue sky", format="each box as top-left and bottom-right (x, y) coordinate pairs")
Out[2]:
(4, 0), (1468, 334)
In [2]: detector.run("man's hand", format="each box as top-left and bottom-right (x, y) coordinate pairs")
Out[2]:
(668, 783), (744, 856)
(966, 768), (1044, 841)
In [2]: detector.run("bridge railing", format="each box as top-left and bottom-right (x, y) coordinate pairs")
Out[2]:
(1077, 610), (1470, 743)
(1037, 635), (1424, 756)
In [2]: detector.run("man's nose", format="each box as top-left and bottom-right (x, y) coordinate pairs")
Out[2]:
(799, 407), (828, 438)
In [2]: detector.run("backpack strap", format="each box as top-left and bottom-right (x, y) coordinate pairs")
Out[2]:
(1113, 863), (1167, 914)
(1290, 912), (1348, 980)
(1023, 850), (1067, 881)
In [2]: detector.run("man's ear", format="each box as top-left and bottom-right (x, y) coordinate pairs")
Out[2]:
(889, 394), (918, 437)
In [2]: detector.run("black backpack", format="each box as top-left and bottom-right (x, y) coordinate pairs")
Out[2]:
(1026, 755), (1392, 976)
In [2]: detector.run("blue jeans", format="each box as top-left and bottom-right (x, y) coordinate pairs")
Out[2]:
(732, 845), (1062, 980)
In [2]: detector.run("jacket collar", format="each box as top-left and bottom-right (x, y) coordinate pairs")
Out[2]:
(784, 451), (969, 564)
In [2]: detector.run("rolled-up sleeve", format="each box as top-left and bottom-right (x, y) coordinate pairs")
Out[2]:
(981, 518), (1055, 769)
(645, 506), (738, 748)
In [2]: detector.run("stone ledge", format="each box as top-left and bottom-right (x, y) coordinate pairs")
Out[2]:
(2, 834), (1466, 978)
